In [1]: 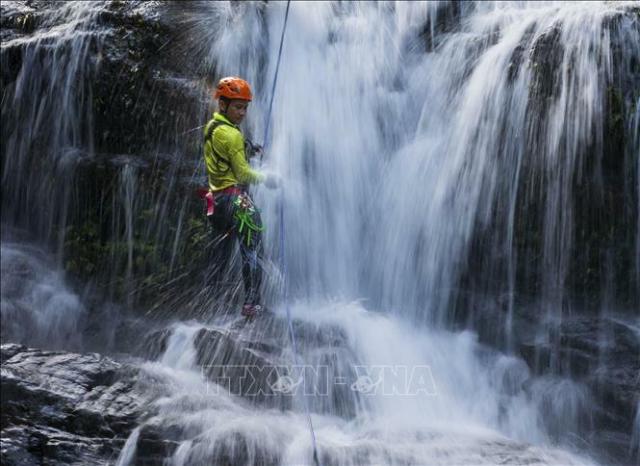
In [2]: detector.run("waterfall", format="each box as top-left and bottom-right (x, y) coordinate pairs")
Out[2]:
(1, 1), (211, 305)
(191, 1), (640, 361)
(3, 1), (636, 317)
(108, 306), (594, 465)
(0, 241), (86, 350)
(1, 1), (103, 253)
(168, 1), (639, 462)
(1, 1), (638, 465)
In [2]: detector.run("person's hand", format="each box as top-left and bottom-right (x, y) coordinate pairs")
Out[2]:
(246, 141), (263, 159)
(264, 173), (281, 190)
(252, 143), (263, 157)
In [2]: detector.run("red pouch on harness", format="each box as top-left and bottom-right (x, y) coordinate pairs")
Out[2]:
(197, 187), (215, 216)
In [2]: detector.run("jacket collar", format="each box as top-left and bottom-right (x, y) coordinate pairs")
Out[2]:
(213, 112), (237, 128)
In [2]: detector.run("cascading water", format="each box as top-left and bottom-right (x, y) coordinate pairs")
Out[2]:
(2, 1), (638, 465)
(1, 1), (103, 253)
(113, 310), (595, 465)
(0, 241), (86, 350)
(1, 0), (212, 305)
(231, 0), (640, 328)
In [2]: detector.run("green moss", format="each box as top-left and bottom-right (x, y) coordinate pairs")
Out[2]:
(63, 202), (212, 305)
(64, 222), (108, 277)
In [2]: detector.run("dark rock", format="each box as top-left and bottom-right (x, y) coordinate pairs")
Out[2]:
(528, 23), (563, 111)
(89, 1), (208, 154)
(507, 23), (536, 83)
(136, 327), (173, 360)
(1, 343), (27, 363)
(132, 423), (181, 465)
(418, 1), (468, 53)
(0, 424), (112, 466)
(0, 344), (148, 465)
(1, 1), (213, 307)
(518, 316), (640, 465)
(193, 325), (290, 408)
(187, 315), (363, 417)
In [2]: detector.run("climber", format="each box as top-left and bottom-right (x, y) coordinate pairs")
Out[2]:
(202, 76), (278, 319)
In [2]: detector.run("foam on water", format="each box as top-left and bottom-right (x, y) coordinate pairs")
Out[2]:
(114, 308), (595, 465)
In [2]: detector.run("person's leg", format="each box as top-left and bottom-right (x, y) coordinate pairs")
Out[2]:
(232, 192), (265, 315)
(209, 227), (234, 283)
(239, 214), (263, 306)
(207, 194), (235, 288)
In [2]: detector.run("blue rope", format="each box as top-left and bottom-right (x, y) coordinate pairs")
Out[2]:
(262, 2), (321, 465)
(261, 0), (292, 155)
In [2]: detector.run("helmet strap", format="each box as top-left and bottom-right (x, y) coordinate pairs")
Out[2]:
(218, 97), (230, 115)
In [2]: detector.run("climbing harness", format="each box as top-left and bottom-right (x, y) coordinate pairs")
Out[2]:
(197, 185), (263, 246)
(197, 185), (243, 217)
(205, 119), (234, 174)
(261, 2), (321, 466)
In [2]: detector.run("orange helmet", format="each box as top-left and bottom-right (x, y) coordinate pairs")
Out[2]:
(214, 76), (253, 101)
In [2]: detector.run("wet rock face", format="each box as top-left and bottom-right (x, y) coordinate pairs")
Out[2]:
(0, 344), (145, 465)
(518, 316), (640, 465)
(457, 294), (639, 464)
(453, 7), (639, 332)
(90, 1), (208, 154)
(1, 0), (213, 305)
(452, 9), (639, 460)
(1, 0), (207, 151)
(558, 318), (640, 422)
(192, 316), (361, 416)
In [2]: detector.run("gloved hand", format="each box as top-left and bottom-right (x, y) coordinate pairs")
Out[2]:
(246, 141), (263, 159)
(264, 173), (281, 190)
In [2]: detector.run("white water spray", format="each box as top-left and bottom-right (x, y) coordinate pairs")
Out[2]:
(0, 242), (86, 350)
(2, 1), (637, 464)
(200, 1), (639, 331)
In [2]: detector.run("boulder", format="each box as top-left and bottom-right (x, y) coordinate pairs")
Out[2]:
(519, 316), (640, 465)
(0, 344), (147, 465)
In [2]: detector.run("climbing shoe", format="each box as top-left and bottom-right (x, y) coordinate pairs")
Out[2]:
(241, 303), (263, 319)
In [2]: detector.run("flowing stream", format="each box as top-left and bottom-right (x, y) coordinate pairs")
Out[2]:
(2, 1), (639, 465)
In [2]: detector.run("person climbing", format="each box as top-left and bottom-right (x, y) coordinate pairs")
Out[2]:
(202, 76), (278, 319)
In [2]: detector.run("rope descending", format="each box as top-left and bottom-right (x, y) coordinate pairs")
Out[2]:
(261, 2), (321, 465)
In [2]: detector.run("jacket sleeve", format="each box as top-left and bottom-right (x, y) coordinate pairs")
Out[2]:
(226, 130), (265, 185)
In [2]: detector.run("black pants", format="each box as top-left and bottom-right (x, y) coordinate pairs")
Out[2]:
(208, 190), (263, 305)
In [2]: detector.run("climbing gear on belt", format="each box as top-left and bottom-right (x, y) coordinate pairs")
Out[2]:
(233, 192), (264, 246)
(214, 76), (253, 101)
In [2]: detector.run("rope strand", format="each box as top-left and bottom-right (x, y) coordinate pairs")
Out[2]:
(261, 0), (292, 156)
(261, 2), (321, 465)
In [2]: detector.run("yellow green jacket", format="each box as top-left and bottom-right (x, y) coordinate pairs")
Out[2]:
(203, 112), (264, 192)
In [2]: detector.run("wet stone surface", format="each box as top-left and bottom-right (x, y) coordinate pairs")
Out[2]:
(0, 344), (144, 465)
